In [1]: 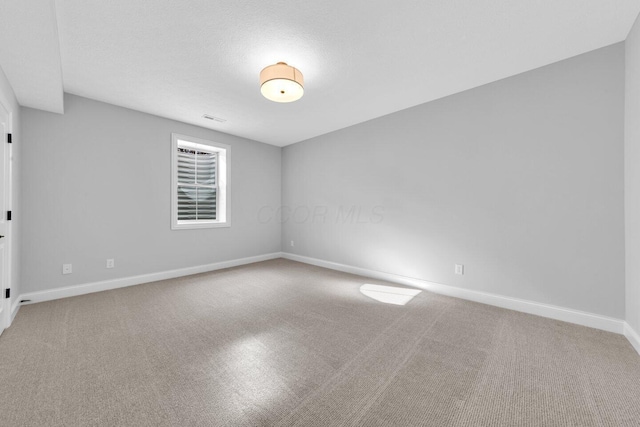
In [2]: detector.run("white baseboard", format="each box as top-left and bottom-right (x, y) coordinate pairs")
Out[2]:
(15, 251), (633, 346)
(19, 252), (283, 305)
(10, 298), (19, 324)
(282, 252), (625, 334)
(624, 322), (640, 355)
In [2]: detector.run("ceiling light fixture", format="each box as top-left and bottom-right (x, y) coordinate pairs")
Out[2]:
(260, 62), (304, 103)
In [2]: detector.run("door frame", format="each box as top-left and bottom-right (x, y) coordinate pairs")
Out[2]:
(0, 96), (13, 334)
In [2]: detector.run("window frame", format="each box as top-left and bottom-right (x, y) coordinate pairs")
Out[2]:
(171, 133), (231, 230)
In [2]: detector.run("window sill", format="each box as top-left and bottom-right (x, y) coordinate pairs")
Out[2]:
(172, 221), (231, 230)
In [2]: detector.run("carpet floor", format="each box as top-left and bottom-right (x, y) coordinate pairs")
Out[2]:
(0, 259), (639, 426)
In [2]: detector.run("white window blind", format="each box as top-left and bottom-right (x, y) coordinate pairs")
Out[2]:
(171, 134), (230, 229)
(177, 147), (218, 221)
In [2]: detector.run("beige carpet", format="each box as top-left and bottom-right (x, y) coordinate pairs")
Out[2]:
(0, 259), (639, 426)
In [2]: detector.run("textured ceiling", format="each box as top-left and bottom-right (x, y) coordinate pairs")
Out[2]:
(1, 1), (640, 146)
(0, 0), (63, 113)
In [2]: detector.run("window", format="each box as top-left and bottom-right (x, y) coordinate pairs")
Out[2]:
(171, 133), (230, 229)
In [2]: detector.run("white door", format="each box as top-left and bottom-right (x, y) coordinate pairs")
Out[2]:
(0, 102), (11, 334)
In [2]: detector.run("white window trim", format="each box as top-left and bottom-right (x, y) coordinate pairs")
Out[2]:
(171, 133), (231, 230)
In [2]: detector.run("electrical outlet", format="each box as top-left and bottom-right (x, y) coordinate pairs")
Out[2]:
(455, 264), (464, 275)
(62, 264), (72, 275)
(290, 240), (294, 247)
(106, 259), (115, 269)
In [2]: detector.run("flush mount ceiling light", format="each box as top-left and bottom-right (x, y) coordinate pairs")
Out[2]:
(260, 62), (304, 103)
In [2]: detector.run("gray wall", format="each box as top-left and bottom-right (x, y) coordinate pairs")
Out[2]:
(283, 43), (625, 318)
(626, 17), (640, 333)
(0, 65), (21, 310)
(21, 94), (281, 294)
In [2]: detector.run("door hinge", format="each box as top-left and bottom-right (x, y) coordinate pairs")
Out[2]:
(6, 211), (11, 221)
(6, 133), (11, 144)
(4, 289), (9, 299)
